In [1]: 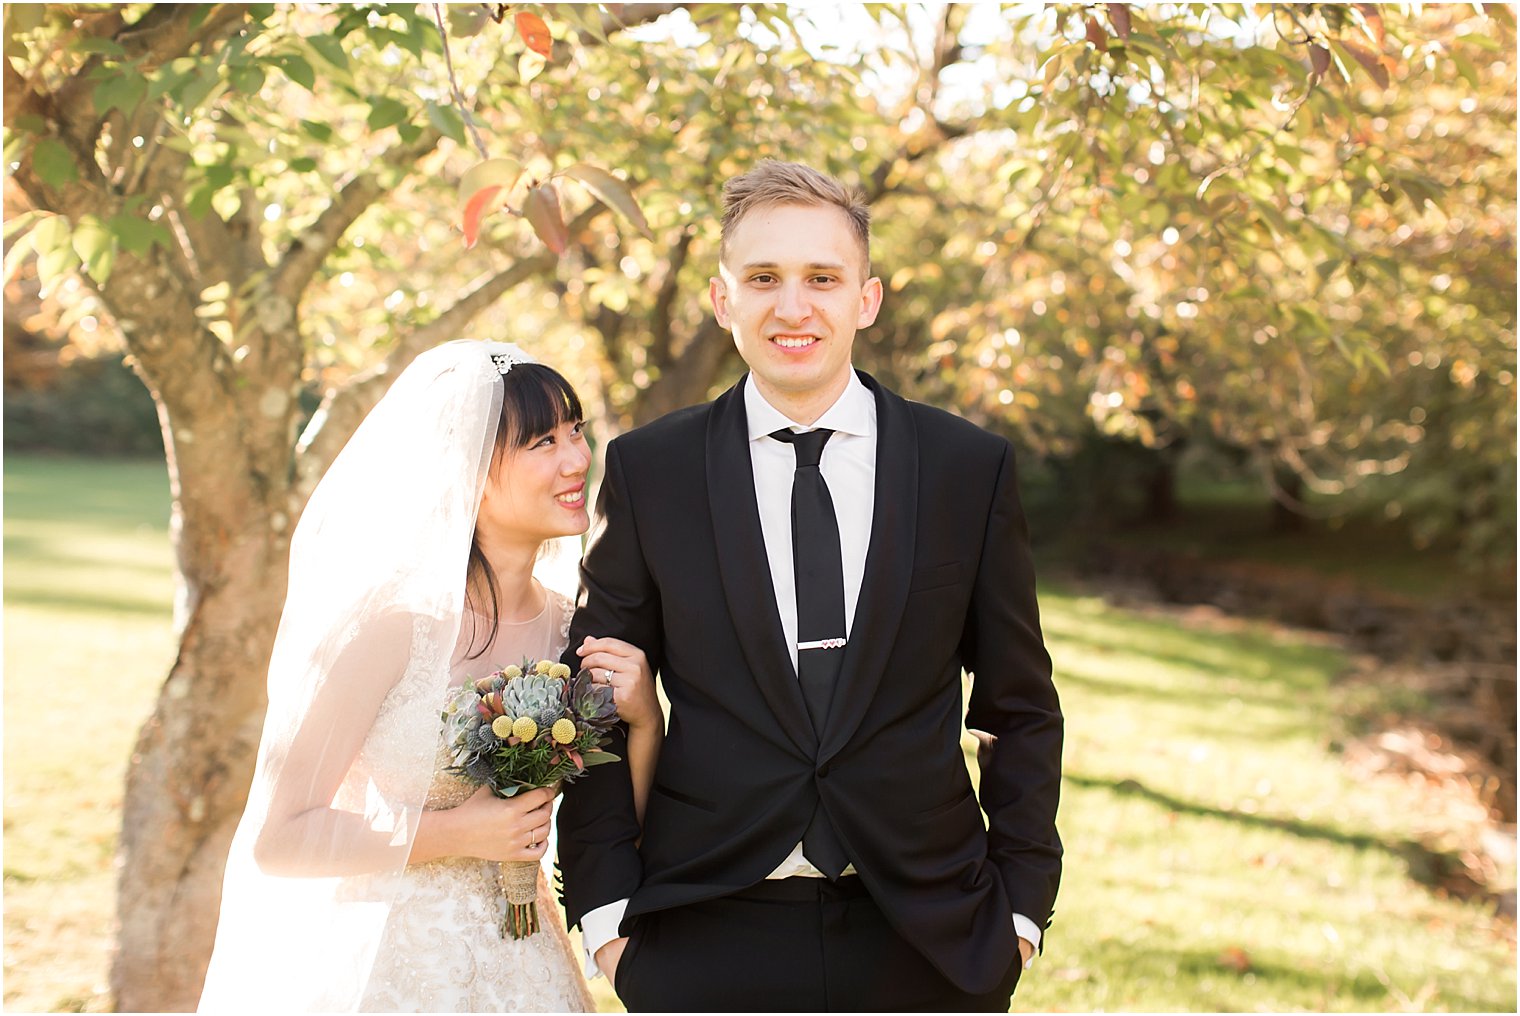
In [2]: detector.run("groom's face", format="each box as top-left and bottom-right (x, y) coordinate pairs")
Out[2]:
(711, 202), (883, 411)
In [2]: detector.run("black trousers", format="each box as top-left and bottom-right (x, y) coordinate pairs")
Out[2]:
(613, 877), (1021, 1012)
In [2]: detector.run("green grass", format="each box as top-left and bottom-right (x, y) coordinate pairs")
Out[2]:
(4, 454), (1514, 1012)
(4, 456), (176, 1013)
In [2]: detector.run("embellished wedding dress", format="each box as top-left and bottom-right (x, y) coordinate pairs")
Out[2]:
(355, 587), (595, 1012)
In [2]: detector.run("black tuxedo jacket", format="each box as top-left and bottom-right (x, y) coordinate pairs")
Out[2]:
(558, 371), (1062, 995)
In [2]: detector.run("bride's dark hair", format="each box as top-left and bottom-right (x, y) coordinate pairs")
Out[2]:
(463, 362), (584, 658)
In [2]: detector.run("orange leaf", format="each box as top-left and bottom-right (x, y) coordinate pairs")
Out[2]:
(515, 11), (552, 58)
(523, 183), (568, 255)
(1218, 946), (1252, 974)
(461, 184), (504, 249)
(1341, 40), (1390, 89)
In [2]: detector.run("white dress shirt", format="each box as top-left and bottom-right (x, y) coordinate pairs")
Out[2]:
(580, 373), (1039, 974)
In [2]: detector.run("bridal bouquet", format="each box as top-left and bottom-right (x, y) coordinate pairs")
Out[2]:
(444, 660), (621, 938)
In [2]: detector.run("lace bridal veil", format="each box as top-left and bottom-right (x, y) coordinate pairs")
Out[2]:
(198, 340), (521, 1011)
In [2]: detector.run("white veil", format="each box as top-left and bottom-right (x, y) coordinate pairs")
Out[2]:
(198, 340), (525, 1011)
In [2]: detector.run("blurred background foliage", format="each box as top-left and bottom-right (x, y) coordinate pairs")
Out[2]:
(6, 2), (1514, 562)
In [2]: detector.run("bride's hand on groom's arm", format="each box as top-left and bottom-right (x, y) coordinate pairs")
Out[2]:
(576, 636), (660, 731)
(409, 785), (555, 865)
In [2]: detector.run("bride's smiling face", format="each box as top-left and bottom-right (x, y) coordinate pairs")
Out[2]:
(478, 418), (591, 543)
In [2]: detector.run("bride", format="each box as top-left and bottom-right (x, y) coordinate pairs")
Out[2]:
(198, 341), (661, 1012)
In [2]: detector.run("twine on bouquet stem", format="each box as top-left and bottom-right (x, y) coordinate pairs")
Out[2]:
(498, 860), (541, 939)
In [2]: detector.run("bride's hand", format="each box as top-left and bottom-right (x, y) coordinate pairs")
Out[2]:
(437, 784), (554, 864)
(576, 636), (660, 730)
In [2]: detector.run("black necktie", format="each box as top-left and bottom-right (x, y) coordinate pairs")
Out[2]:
(770, 427), (850, 879)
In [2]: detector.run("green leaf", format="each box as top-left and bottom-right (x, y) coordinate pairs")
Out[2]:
(186, 183), (215, 219)
(108, 213), (172, 255)
(560, 163), (652, 237)
(289, 156), (318, 173)
(8, 4), (43, 33)
(72, 216), (116, 283)
(425, 100), (467, 146)
(36, 241), (82, 295)
(93, 69), (149, 114)
(366, 95), (409, 131)
(29, 214), (72, 257)
(299, 118), (333, 142)
(307, 32), (349, 69)
(177, 64), (224, 111)
(273, 53), (315, 91)
(396, 122), (422, 144)
(32, 137), (78, 188)
(230, 63), (266, 95)
(71, 36), (126, 56)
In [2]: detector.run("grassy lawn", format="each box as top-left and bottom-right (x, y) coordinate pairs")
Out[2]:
(4, 456), (176, 1013)
(4, 454), (1514, 1012)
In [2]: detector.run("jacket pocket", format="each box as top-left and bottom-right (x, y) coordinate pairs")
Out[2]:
(915, 786), (978, 822)
(908, 561), (963, 594)
(652, 781), (718, 812)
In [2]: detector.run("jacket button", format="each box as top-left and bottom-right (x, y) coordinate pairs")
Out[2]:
(817, 763), (831, 778)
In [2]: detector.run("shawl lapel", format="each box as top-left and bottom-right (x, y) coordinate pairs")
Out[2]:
(818, 371), (919, 766)
(705, 377), (817, 759)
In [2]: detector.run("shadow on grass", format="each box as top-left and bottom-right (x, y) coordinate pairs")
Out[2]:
(4, 586), (172, 618)
(1113, 944), (1489, 1012)
(1065, 773), (1472, 898)
(1055, 670), (1316, 719)
(1044, 613), (1338, 698)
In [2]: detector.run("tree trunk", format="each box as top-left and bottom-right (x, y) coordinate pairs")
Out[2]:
(112, 506), (289, 1011)
(106, 359), (302, 1008)
(1270, 464), (1307, 533)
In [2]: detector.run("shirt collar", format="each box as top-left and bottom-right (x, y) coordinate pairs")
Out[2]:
(745, 370), (876, 442)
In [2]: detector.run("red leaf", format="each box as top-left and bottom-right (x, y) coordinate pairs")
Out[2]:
(461, 184), (504, 249)
(1084, 16), (1108, 52)
(515, 11), (552, 58)
(1108, 3), (1131, 40)
(1309, 44), (1330, 78)
(569, 748), (584, 771)
(523, 183), (568, 255)
(457, 158), (521, 249)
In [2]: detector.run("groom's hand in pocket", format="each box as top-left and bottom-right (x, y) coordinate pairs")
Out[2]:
(596, 937), (629, 986)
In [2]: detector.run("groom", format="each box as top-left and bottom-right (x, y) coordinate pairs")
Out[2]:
(558, 160), (1062, 1011)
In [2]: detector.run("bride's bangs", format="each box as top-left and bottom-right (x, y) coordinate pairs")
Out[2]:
(499, 364), (584, 452)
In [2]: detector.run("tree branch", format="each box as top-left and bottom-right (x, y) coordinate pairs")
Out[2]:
(270, 127), (445, 304)
(647, 227), (694, 373)
(293, 204), (607, 487)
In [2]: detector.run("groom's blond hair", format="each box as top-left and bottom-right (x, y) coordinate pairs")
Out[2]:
(719, 160), (872, 276)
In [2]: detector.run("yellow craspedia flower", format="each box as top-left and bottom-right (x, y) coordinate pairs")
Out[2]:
(551, 718), (577, 744)
(549, 663), (572, 680)
(512, 716), (538, 741)
(534, 660), (553, 675)
(504, 665), (523, 679)
(491, 715), (515, 738)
